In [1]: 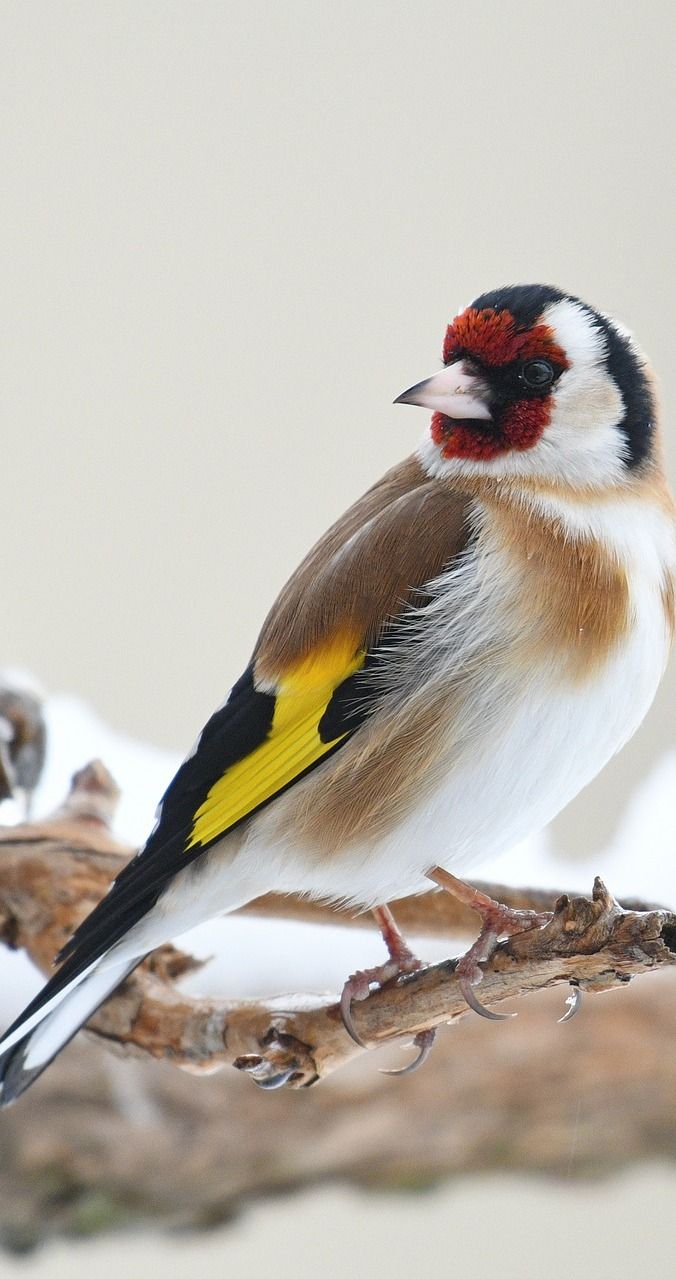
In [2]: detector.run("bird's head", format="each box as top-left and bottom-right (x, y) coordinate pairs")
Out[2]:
(397, 284), (657, 489)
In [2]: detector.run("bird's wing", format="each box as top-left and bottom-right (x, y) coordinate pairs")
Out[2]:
(58, 457), (469, 972)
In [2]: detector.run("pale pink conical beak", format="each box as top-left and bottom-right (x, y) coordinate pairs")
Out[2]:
(395, 360), (492, 420)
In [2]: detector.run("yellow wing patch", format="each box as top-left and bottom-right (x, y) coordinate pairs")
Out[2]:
(187, 634), (365, 850)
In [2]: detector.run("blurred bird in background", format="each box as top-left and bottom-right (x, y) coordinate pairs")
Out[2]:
(1, 283), (674, 1102)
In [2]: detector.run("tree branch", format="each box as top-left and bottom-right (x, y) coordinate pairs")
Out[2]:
(1, 762), (674, 1090)
(3, 760), (676, 1247)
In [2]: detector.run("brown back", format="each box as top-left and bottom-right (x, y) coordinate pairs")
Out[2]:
(255, 455), (470, 681)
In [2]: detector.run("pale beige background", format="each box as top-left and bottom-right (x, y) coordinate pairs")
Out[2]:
(1, 2), (675, 1276)
(3, 0), (675, 861)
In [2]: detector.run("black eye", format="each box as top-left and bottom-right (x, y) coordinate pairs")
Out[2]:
(520, 359), (555, 389)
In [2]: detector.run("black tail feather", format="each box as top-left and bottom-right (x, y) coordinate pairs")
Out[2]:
(0, 958), (140, 1108)
(0, 1033), (61, 1107)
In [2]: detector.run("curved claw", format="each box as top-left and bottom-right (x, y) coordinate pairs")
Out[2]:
(380, 1029), (437, 1077)
(340, 986), (368, 1048)
(251, 1067), (298, 1090)
(558, 984), (583, 1024)
(459, 975), (516, 1021)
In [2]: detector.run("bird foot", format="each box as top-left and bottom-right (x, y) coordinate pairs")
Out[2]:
(340, 904), (438, 1070)
(380, 1027), (437, 1076)
(340, 951), (422, 1048)
(340, 961), (437, 1074)
(429, 867), (551, 1020)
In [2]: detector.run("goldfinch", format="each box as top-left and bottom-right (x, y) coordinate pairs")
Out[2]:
(2, 284), (674, 1100)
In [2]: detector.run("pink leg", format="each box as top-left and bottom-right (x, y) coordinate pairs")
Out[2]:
(339, 905), (436, 1073)
(428, 866), (551, 1020)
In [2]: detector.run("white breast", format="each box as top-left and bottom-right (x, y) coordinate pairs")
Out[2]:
(190, 492), (675, 919)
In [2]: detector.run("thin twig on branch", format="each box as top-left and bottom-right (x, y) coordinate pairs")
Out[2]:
(1, 761), (674, 1089)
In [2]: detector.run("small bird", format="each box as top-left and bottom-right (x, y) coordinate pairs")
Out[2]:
(1, 283), (674, 1100)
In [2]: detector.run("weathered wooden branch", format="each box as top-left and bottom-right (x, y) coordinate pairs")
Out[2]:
(1, 762), (674, 1090)
(2, 760), (676, 1248)
(3, 973), (676, 1250)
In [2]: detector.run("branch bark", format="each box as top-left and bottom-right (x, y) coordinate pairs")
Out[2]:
(1, 762), (674, 1089)
(2, 761), (676, 1249)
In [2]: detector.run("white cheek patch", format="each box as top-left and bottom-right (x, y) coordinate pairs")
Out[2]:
(542, 298), (607, 370)
(546, 367), (627, 475)
(543, 299), (629, 482)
